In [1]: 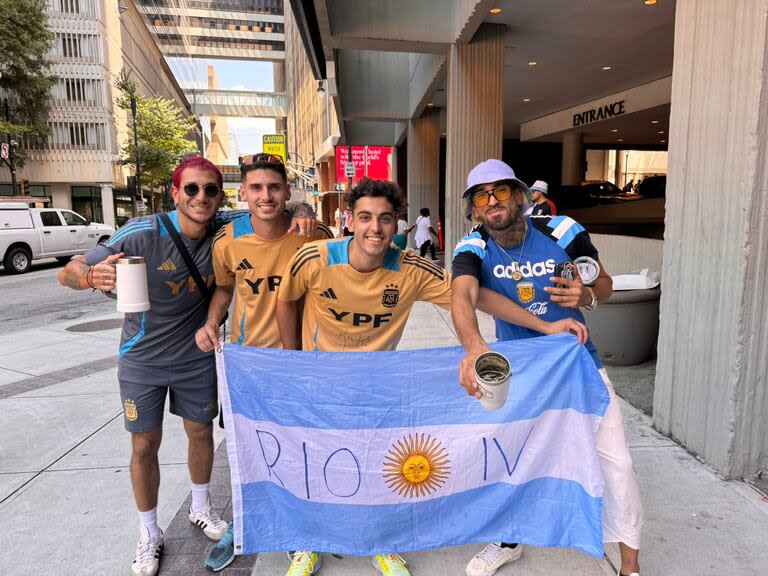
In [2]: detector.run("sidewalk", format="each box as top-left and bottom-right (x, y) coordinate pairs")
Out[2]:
(1, 303), (767, 575)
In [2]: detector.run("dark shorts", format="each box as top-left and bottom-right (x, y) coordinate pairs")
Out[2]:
(393, 234), (407, 250)
(117, 357), (218, 433)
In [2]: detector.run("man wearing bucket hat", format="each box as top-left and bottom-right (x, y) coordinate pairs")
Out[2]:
(450, 159), (643, 576)
(58, 155), (318, 576)
(528, 179), (557, 216)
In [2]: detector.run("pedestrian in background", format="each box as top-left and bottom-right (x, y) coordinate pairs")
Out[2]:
(393, 202), (414, 250)
(529, 180), (557, 216)
(342, 207), (353, 236)
(414, 207), (438, 260)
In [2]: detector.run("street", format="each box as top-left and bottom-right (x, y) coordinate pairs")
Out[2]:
(0, 259), (115, 335)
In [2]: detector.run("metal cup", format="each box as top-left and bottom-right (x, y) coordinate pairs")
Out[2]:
(116, 256), (150, 313)
(474, 351), (511, 411)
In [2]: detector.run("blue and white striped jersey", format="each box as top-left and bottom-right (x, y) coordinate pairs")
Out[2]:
(452, 215), (603, 367)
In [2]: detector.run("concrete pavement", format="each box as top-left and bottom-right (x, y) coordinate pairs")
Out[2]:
(1, 271), (766, 575)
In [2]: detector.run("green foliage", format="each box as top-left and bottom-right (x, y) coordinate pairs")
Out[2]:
(0, 0), (55, 137)
(114, 70), (199, 208)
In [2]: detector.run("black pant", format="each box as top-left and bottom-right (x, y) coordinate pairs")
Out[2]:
(419, 239), (436, 260)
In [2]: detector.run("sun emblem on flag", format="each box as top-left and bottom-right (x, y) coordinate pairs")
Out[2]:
(382, 433), (451, 498)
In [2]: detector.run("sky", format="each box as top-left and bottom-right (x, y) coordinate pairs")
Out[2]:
(167, 58), (278, 159)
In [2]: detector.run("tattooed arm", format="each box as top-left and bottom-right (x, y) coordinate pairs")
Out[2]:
(58, 253), (124, 291)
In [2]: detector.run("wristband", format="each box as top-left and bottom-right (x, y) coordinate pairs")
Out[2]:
(86, 266), (96, 290)
(582, 286), (597, 311)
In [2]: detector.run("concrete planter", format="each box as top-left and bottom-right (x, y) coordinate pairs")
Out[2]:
(583, 286), (661, 366)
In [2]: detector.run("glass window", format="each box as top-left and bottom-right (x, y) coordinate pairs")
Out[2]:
(72, 186), (97, 198)
(28, 186), (50, 197)
(61, 210), (87, 225)
(40, 211), (63, 226)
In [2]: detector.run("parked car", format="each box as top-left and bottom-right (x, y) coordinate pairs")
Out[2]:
(553, 181), (633, 211)
(636, 175), (666, 198)
(0, 203), (115, 274)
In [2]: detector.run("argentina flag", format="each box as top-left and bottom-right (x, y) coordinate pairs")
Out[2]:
(216, 333), (610, 558)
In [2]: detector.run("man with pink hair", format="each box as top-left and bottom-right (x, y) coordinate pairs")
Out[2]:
(58, 156), (316, 576)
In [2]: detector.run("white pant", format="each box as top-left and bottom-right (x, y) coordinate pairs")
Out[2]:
(597, 368), (645, 549)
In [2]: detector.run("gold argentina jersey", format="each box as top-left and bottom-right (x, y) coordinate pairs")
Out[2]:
(278, 237), (452, 352)
(213, 215), (333, 348)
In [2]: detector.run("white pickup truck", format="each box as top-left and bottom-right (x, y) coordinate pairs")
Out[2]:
(0, 203), (115, 274)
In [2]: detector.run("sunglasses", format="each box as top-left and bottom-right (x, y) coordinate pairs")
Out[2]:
(183, 183), (221, 198)
(471, 184), (515, 207)
(240, 153), (284, 167)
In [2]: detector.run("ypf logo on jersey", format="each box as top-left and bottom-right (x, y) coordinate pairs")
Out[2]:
(382, 284), (400, 308)
(493, 259), (556, 280)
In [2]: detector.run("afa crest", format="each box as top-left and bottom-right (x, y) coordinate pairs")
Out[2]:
(516, 281), (535, 304)
(124, 399), (138, 422)
(382, 284), (400, 308)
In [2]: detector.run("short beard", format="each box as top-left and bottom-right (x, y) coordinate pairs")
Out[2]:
(482, 205), (526, 247)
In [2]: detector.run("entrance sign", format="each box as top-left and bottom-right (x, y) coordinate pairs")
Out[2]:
(573, 101), (625, 127)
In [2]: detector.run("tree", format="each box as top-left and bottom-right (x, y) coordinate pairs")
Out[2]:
(0, 0), (55, 138)
(114, 70), (199, 213)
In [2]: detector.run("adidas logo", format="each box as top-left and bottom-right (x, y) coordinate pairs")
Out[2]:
(320, 287), (337, 299)
(237, 258), (254, 270)
(157, 258), (176, 271)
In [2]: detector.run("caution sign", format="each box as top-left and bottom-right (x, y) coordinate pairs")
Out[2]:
(262, 134), (286, 162)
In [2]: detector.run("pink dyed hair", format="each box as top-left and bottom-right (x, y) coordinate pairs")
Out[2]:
(172, 156), (223, 190)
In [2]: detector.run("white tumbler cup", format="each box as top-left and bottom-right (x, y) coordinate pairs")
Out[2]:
(116, 256), (150, 313)
(474, 351), (511, 411)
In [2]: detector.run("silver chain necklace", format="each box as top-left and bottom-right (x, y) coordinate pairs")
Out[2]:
(496, 222), (527, 281)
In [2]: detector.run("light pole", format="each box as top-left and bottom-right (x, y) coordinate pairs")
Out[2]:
(2, 98), (19, 196)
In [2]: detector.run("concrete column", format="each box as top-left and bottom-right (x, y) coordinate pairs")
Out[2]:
(444, 24), (504, 269)
(654, 0), (768, 478)
(561, 132), (583, 185)
(100, 184), (115, 227)
(614, 149), (624, 188)
(51, 183), (71, 210)
(407, 109), (440, 235)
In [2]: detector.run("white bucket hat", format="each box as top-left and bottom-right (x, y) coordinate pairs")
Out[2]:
(530, 180), (549, 195)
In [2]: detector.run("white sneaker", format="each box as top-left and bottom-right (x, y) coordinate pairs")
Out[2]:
(131, 524), (163, 576)
(189, 496), (229, 541)
(466, 543), (523, 576)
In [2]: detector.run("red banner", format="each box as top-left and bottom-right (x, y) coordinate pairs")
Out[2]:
(335, 146), (393, 184)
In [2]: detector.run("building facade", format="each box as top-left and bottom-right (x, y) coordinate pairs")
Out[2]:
(284, 2), (340, 223)
(136, 0), (285, 62)
(0, 0), (194, 226)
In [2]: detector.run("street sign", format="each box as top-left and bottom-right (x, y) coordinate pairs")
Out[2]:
(345, 161), (356, 178)
(1, 143), (8, 160)
(262, 134), (286, 162)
